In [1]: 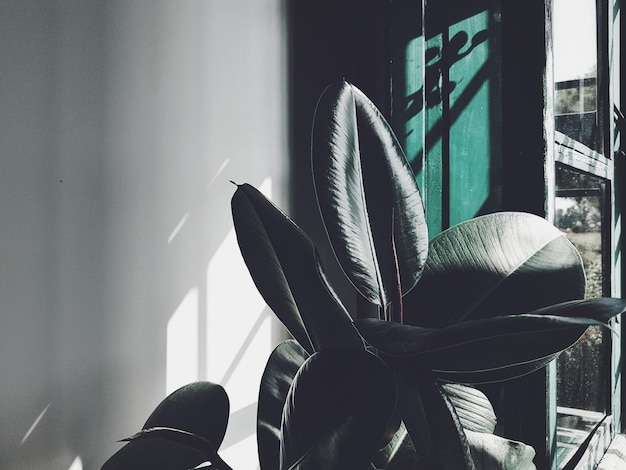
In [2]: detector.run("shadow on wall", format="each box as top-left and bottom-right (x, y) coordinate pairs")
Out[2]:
(390, 0), (504, 233)
(0, 1), (289, 469)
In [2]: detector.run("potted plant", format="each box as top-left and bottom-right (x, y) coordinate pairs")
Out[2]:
(101, 82), (626, 470)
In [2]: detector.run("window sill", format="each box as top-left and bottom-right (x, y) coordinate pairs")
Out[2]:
(559, 414), (612, 470)
(597, 434), (626, 469)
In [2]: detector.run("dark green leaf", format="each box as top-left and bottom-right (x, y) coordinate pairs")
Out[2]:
(101, 382), (230, 470)
(101, 437), (205, 470)
(358, 314), (590, 367)
(403, 212), (585, 328)
(280, 348), (397, 470)
(530, 298), (626, 320)
(389, 359), (475, 469)
(383, 452), (431, 470)
(358, 298), (626, 382)
(258, 340), (310, 470)
(442, 384), (497, 434)
(144, 382), (229, 448)
(371, 420), (417, 469)
(121, 427), (233, 470)
(232, 183), (363, 353)
(434, 354), (560, 384)
(312, 81), (428, 310)
(465, 431), (536, 469)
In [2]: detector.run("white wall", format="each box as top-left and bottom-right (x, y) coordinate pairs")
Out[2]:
(0, 1), (288, 468)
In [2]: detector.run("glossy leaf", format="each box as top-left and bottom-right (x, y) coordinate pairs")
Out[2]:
(384, 452), (431, 470)
(258, 340), (310, 470)
(403, 212), (585, 328)
(280, 348), (397, 470)
(311, 81), (428, 310)
(358, 298), (626, 383)
(120, 427), (233, 470)
(232, 183), (363, 353)
(101, 382), (230, 470)
(101, 437), (205, 470)
(389, 359), (475, 469)
(442, 384), (497, 434)
(143, 382), (230, 448)
(435, 354), (561, 384)
(258, 341), (410, 470)
(465, 431), (536, 470)
(371, 420), (418, 469)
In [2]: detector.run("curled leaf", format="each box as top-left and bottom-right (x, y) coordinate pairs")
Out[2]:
(357, 298), (626, 383)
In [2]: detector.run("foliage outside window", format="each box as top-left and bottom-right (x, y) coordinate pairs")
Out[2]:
(551, 0), (616, 466)
(553, 165), (609, 467)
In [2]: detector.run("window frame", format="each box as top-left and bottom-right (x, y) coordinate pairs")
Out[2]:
(546, 0), (620, 467)
(388, 0), (622, 467)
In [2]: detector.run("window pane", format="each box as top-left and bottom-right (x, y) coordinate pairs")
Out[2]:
(554, 164), (608, 467)
(553, 0), (601, 152)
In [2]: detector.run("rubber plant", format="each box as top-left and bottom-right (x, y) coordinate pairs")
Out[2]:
(231, 81), (626, 469)
(100, 81), (626, 470)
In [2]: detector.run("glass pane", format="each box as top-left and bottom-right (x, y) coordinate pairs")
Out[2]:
(554, 164), (608, 467)
(553, 0), (601, 152)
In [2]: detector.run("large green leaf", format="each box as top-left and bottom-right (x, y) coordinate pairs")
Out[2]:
(358, 298), (626, 383)
(231, 183), (363, 353)
(143, 382), (229, 447)
(101, 382), (230, 470)
(370, 420), (418, 469)
(403, 212), (585, 328)
(435, 354), (560, 384)
(465, 431), (536, 469)
(389, 359), (475, 469)
(258, 341), (413, 470)
(311, 81), (428, 313)
(280, 348), (397, 470)
(118, 427), (233, 470)
(442, 384), (497, 434)
(101, 437), (205, 470)
(374, 384), (498, 470)
(258, 340), (310, 470)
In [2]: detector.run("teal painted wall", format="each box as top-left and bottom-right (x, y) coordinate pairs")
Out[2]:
(391, 1), (502, 237)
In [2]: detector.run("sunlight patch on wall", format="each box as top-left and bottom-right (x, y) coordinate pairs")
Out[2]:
(166, 287), (199, 394)
(208, 158), (230, 188)
(220, 434), (260, 470)
(168, 213), (190, 245)
(207, 178), (274, 468)
(194, 462), (213, 469)
(167, 158), (230, 245)
(67, 456), (83, 470)
(20, 402), (51, 446)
